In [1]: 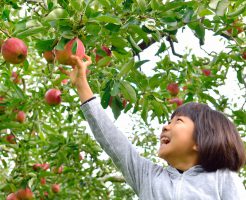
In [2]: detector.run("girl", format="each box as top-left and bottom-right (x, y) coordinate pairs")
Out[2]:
(59, 55), (246, 199)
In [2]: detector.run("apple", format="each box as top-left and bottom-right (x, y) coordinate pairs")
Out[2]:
(16, 188), (33, 200)
(40, 178), (46, 185)
(6, 134), (16, 144)
(167, 83), (179, 96)
(16, 111), (26, 123)
(227, 20), (244, 36)
(51, 184), (60, 193)
(43, 50), (55, 63)
(55, 37), (85, 66)
(6, 193), (18, 200)
(45, 89), (62, 105)
(79, 153), (83, 161)
(122, 99), (127, 108)
(61, 79), (69, 85)
(95, 45), (112, 64)
(11, 71), (22, 84)
(0, 96), (5, 112)
(33, 163), (49, 171)
(1, 38), (28, 64)
(53, 166), (63, 174)
(168, 98), (183, 107)
(242, 52), (246, 60)
(202, 69), (211, 76)
(42, 163), (50, 170)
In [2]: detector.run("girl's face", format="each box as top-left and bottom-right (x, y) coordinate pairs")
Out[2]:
(158, 115), (198, 168)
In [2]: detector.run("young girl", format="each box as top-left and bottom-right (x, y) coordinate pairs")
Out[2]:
(59, 55), (246, 199)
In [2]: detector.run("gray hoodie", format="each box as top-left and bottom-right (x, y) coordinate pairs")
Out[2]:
(81, 99), (246, 200)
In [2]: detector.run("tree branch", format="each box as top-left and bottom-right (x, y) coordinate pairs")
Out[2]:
(166, 36), (183, 58)
(98, 174), (125, 183)
(0, 28), (11, 38)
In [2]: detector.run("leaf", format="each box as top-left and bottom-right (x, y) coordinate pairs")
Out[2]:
(127, 35), (142, 53)
(215, 0), (230, 16)
(119, 81), (137, 103)
(14, 26), (47, 38)
(141, 97), (149, 124)
(44, 8), (69, 22)
(117, 58), (135, 78)
(160, 1), (195, 12)
(111, 81), (120, 96)
(92, 15), (121, 24)
(194, 23), (205, 45)
(227, 3), (246, 17)
(36, 39), (56, 52)
(136, 0), (147, 12)
(72, 40), (78, 54)
(150, 0), (162, 10)
(101, 81), (112, 108)
(155, 42), (166, 56)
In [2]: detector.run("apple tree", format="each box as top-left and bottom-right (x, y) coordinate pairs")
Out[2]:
(0, 0), (245, 199)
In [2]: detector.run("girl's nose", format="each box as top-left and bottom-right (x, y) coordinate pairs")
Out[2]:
(162, 123), (171, 132)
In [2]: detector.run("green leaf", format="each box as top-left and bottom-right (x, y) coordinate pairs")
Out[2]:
(155, 42), (166, 56)
(141, 97), (149, 124)
(55, 38), (69, 50)
(111, 81), (120, 96)
(120, 81), (137, 103)
(117, 59), (135, 78)
(127, 35), (142, 53)
(14, 26), (47, 38)
(44, 8), (69, 22)
(216, 0), (230, 16)
(227, 4), (246, 17)
(136, 0), (147, 12)
(194, 23), (205, 45)
(72, 40), (78, 54)
(92, 15), (121, 24)
(36, 39), (56, 52)
(150, 0), (162, 10)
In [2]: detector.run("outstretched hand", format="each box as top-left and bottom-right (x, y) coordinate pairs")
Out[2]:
(59, 54), (92, 87)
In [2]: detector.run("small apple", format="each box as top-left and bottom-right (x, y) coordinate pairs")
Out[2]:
(61, 79), (69, 85)
(42, 163), (50, 170)
(51, 184), (60, 193)
(43, 50), (55, 63)
(6, 134), (16, 144)
(55, 37), (85, 66)
(53, 166), (63, 174)
(40, 178), (46, 185)
(95, 45), (112, 64)
(167, 83), (179, 96)
(6, 193), (18, 200)
(16, 188), (34, 200)
(79, 153), (83, 161)
(33, 163), (42, 171)
(45, 89), (62, 106)
(242, 52), (246, 60)
(227, 20), (244, 36)
(201, 69), (211, 76)
(168, 98), (183, 107)
(1, 38), (28, 64)
(11, 71), (22, 84)
(0, 96), (5, 112)
(16, 111), (26, 123)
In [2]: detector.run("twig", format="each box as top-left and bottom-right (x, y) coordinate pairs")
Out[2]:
(0, 28), (11, 38)
(166, 36), (183, 58)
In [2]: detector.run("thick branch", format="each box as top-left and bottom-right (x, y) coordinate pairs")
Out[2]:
(99, 175), (125, 183)
(166, 36), (183, 58)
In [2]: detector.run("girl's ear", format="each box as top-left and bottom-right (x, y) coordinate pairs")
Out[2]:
(193, 144), (198, 151)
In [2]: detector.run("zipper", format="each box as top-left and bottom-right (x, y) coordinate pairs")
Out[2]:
(175, 174), (184, 200)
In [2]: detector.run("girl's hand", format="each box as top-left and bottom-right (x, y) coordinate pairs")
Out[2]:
(59, 54), (92, 87)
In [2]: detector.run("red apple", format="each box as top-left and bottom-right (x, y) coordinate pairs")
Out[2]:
(167, 83), (179, 96)
(6, 193), (18, 200)
(1, 38), (28, 64)
(51, 184), (60, 193)
(53, 166), (63, 174)
(0, 96), (5, 112)
(168, 98), (183, 107)
(108, 96), (114, 107)
(242, 52), (246, 60)
(55, 37), (85, 66)
(61, 79), (69, 85)
(16, 111), (26, 123)
(227, 20), (244, 36)
(41, 163), (50, 170)
(202, 69), (211, 76)
(95, 45), (112, 64)
(43, 50), (55, 63)
(16, 188), (34, 200)
(40, 178), (46, 185)
(45, 89), (62, 105)
(11, 71), (22, 84)
(6, 134), (16, 144)
(79, 153), (83, 161)
(33, 163), (42, 171)
(122, 99), (127, 108)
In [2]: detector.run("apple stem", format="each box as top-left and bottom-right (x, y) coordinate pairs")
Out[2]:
(0, 28), (12, 38)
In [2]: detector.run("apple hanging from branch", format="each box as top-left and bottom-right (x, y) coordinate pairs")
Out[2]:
(45, 89), (62, 106)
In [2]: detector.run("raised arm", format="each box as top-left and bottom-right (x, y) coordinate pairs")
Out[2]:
(59, 55), (157, 195)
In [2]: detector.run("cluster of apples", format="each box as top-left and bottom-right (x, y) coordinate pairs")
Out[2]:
(166, 83), (183, 107)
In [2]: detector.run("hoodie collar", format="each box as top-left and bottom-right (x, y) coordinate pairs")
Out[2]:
(167, 165), (205, 176)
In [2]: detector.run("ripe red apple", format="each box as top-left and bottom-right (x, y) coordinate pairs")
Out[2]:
(242, 52), (246, 60)
(16, 188), (34, 200)
(168, 98), (183, 107)
(43, 50), (55, 63)
(45, 89), (62, 105)
(42, 163), (50, 170)
(202, 69), (211, 76)
(95, 45), (112, 64)
(33, 163), (42, 171)
(6, 193), (18, 200)
(53, 166), (63, 174)
(227, 20), (244, 36)
(16, 111), (26, 123)
(55, 37), (85, 66)
(40, 178), (46, 185)
(79, 153), (83, 161)
(6, 134), (16, 144)
(167, 83), (179, 96)
(11, 71), (22, 84)
(61, 79), (69, 85)
(51, 184), (60, 193)
(1, 38), (28, 64)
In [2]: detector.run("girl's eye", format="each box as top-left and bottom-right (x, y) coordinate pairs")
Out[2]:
(177, 118), (182, 122)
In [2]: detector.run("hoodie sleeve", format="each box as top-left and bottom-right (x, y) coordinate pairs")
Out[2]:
(220, 170), (246, 200)
(80, 99), (154, 195)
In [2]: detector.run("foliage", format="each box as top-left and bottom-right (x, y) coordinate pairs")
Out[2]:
(0, 0), (245, 199)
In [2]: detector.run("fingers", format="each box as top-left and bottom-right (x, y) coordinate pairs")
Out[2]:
(83, 54), (92, 65)
(70, 55), (92, 68)
(58, 66), (70, 76)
